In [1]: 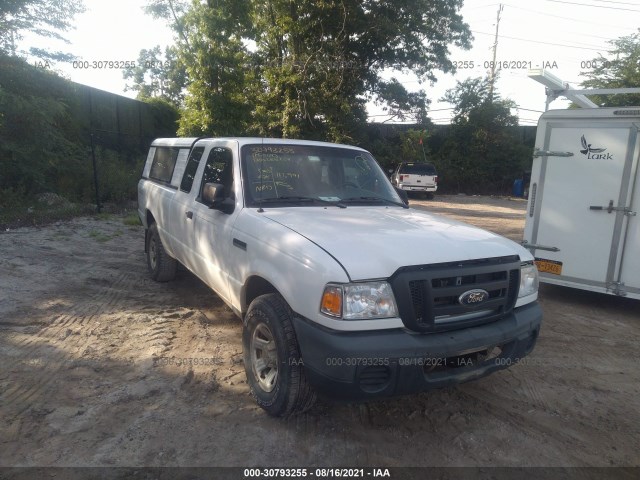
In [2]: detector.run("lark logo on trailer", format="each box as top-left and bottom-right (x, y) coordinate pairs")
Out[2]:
(580, 135), (613, 160)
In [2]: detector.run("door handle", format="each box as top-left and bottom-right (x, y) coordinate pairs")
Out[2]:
(589, 200), (615, 213)
(185, 211), (193, 219)
(589, 200), (636, 216)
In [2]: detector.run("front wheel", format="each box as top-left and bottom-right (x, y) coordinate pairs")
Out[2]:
(243, 294), (316, 416)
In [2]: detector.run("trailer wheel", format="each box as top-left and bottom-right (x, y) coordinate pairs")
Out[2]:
(146, 223), (177, 282)
(243, 294), (316, 417)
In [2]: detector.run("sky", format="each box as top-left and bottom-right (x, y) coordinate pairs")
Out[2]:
(20, 0), (640, 126)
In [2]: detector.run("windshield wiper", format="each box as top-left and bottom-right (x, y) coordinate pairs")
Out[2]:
(341, 196), (409, 209)
(257, 196), (347, 208)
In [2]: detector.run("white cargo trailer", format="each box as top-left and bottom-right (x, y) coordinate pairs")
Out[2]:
(523, 107), (640, 299)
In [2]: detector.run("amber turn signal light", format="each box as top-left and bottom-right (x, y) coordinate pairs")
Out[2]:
(320, 286), (342, 317)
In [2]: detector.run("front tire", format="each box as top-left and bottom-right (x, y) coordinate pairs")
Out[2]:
(243, 294), (316, 417)
(146, 223), (177, 282)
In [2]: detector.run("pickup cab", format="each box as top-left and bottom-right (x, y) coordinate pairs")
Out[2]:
(138, 137), (542, 416)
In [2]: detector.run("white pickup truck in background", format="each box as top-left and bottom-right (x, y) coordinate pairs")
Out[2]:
(391, 162), (438, 199)
(138, 137), (542, 416)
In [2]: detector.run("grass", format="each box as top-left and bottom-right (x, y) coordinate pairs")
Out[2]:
(123, 213), (141, 226)
(0, 202), (94, 230)
(88, 230), (112, 243)
(94, 212), (113, 221)
(48, 231), (72, 242)
(0, 196), (142, 232)
(87, 228), (123, 243)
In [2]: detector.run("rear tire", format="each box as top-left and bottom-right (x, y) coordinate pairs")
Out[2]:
(243, 294), (316, 417)
(146, 223), (177, 282)
(426, 192), (435, 200)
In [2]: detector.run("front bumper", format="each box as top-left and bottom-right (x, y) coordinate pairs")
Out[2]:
(293, 301), (542, 400)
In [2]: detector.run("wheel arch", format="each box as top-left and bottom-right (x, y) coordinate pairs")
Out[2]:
(144, 210), (156, 253)
(242, 276), (282, 317)
(146, 210), (156, 227)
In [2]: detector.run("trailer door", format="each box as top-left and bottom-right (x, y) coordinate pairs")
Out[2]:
(617, 131), (640, 297)
(527, 121), (638, 294)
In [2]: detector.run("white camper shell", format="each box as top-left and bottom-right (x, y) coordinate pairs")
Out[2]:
(523, 107), (640, 299)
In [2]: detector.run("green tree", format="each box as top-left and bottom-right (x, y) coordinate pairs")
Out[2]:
(177, 0), (253, 136)
(437, 77), (528, 194)
(400, 129), (432, 164)
(251, 0), (470, 142)
(0, 0), (85, 60)
(0, 55), (86, 199)
(144, 0), (471, 141)
(144, 0), (192, 49)
(145, 0), (253, 136)
(123, 45), (186, 106)
(579, 30), (640, 107)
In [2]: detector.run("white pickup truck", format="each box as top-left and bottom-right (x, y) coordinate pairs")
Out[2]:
(138, 137), (542, 416)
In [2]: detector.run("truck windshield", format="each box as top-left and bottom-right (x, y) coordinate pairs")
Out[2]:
(241, 144), (403, 207)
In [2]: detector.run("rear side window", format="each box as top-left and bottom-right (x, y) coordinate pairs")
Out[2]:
(149, 147), (179, 182)
(180, 147), (205, 193)
(400, 163), (436, 175)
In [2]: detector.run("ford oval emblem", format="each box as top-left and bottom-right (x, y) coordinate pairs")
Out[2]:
(459, 289), (489, 306)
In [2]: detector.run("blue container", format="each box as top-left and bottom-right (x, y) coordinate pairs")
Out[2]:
(513, 179), (524, 197)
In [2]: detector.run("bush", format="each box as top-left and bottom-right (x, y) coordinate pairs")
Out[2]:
(0, 54), (175, 214)
(94, 147), (144, 204)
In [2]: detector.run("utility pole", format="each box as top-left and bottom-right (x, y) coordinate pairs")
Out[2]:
(488, 3), (504, 101)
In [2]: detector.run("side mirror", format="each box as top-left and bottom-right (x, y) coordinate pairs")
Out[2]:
(202, 182), (235, 213)
(202, 182), (225, 207)
(394, 186), (409, 205)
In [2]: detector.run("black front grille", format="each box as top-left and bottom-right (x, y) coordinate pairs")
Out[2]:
(390, 256), (521, 333)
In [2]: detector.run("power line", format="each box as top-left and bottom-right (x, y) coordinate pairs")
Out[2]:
(471, 29), (609, 50)
(515, 107), (545, 113)
(501, 3), (639, 29)
(465, 3), (503, 10)
(541, 0), (640, 11)
(590, 0), (640, 5)
(367, 107), (456, 119)
(471, 30), (608, 51)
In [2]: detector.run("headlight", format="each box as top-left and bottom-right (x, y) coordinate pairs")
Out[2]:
(518, 263), (539, 298)
(320, 282), (399, 320)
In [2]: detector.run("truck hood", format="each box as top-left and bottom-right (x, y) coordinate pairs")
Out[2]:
(262, 207), (532, 280)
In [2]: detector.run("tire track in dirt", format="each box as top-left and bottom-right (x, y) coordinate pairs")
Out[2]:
(0, 220), (194, 457)
(458, 387), (587, 463)
(519, 375), (552, 412)
(1, 298), (187, 429)
(0, 272), (131, 372)
(0, 271), (147, 441)
(457, 384), (636, 466)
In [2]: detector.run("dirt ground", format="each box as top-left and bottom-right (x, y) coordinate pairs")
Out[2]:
(0, 195), (639, 468)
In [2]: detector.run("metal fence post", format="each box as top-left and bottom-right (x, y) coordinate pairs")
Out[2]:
(90, 133), (101, 213)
